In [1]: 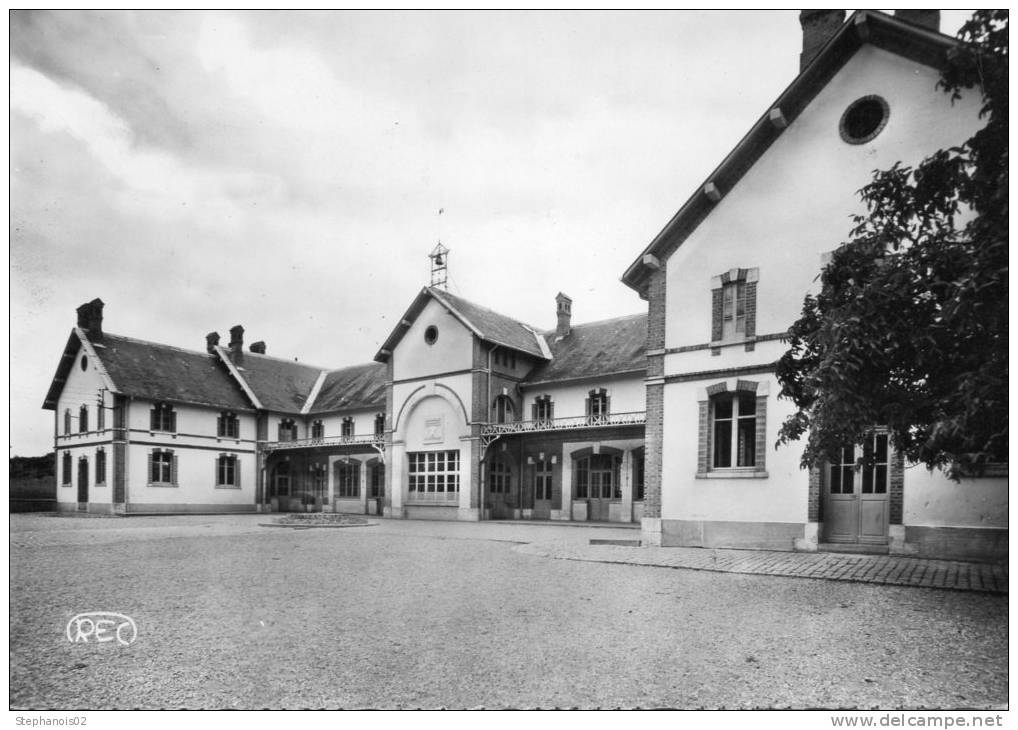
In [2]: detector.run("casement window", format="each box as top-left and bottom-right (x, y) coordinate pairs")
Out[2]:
(335, 461), (360, 498)
(215, 454), (239, 487)
(64, 409), (71, 436)
(95, 448), (107, 485)
(407, 450), (460, 501)
(79, 405), (89, 433)
(575, 454), (621, 499)
(62, 452), (72, 486)
(710, 268), (758, 346)
(218, 412), (240, 439)
(272, 461), (291, 497)
(151, 403), (177, 432)
(278, 419), (298, 442)
(532, 396), (554, 423)
(633, 448), (645, 502)
(493, 395), (514, 424)
(489, 461), (512, 494)
(586, 389), (610, 424)
(697, 381), (767, 476)
(149, 449), (177, 486)
(534, 460), (553, 501)
(374, 414), (385, 438)
(311, 420), (324, 440)
(341, 417), (354, 438)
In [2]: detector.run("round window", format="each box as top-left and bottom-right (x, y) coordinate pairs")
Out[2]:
(840, 95), (889, 144)
(80, 355), (88, 371)
(424, 325), (439, 345)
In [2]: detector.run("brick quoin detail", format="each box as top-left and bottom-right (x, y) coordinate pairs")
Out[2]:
(696, 400), (710, 475)
(754, 395), (767, 471)
(643, 383), (665, 519)
(711, 288), (724, 342)
(889, 447), (904, 525)
(808, 466), (822, 522)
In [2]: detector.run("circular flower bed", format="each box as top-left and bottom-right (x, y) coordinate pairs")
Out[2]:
(267, 513), (371, 528)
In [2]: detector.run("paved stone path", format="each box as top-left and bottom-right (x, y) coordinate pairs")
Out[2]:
(516, 540), (1008, 594)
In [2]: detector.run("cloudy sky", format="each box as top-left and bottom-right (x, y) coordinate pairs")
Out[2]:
(10, 10), (972, 456)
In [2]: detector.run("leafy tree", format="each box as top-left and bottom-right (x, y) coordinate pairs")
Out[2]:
(776, 10), (1007, 479)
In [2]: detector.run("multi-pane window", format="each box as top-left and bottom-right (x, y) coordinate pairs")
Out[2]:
(150, 450), (176, 485)
(311, 420), (324, 440)
(64, 409), (71, 435)
(407, 450), (460, 500)
(151, 403), (176, 432)
(341, 417), (354, 438)
(712, 394), (756, 468)
(721, 281), (747, 340)
(374, 414), (385, 437)
(575, 454), (620, 499)
(489, 461), (511, 494)
(493, 395), (514, 424)
(587, 389), (609, 424)
(533, 396), (554, 423)
(830, 434), (889, 494)
(62, 452), (72, 485)
(534, 460), (553, 501)
(216, 454), (239, 487)
(79, 405), (89, 433)
(370, 463), (384, 498)
(218, 412), (240, 439)
(279, 419), (298, 442)
(95, 448), (107, 485)
(335, 461), (360, 498)
(633, 449), (645, 501)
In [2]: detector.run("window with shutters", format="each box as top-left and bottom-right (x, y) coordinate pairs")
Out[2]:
(533, 395), (554, 424)
(64, 409), (71, 436)
(279, 419), (298, 442)
(216, 454), (239, 488)
(374, 413), (386, 437)
(151, 403), (176, 432)
(149, 449), (177, 486)
(586, 389), (610, 425)
(493, 395), (514, 424)
(62, 452), (72, 486)
(218, 412), (240, 439)
(311, 420), (324, 440)
(341, 417), (355, 438)
(79, 405), (89, 433)
(710, 268), (758, 346)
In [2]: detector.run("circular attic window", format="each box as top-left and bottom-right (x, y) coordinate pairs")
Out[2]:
(80, 355), (88, 371)
(424, 325), (439, 345)
(840, 95), (890, 144)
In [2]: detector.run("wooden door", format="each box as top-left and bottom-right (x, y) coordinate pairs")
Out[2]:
(533, 461), (552, 520)
(77, 458), (89, 507)
(822, 435), (890, 544)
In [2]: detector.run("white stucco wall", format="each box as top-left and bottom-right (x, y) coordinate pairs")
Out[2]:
(125, 442), (256, 507)
(393, 298), (474, 382)
(664, 45), (982, 349)
(904, 469), (1008, 529)
(523, 376), (646, 419)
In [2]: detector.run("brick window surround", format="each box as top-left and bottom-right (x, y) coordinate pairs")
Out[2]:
(697, 380), (768, 478)
(710, 267), (759, 353)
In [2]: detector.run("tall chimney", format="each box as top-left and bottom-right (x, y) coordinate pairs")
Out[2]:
(206, 331), (220, 355)
(894, 10), (940, 33)
(555, 292), (572, 340)
(799, 10), (846, 71)
(75, 298), (105, 340)
(249, 341), (266, 355)
(229, 325), (244, 363)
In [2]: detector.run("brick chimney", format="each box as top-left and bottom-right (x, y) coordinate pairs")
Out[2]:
(555, 292), (572, 340)
(894, 10), (940, 32)
(205, 331), (220, 355)
(76, 298), (105, 340)
(799, 10), (846, 71)
(249, 341), (266, 355)
(229, 325), (244, 364)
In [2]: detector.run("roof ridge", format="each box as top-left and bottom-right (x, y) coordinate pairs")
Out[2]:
(540, 311), (647, 334)
(325, 361), (386, 375)
(430, 286), (541, 332)
(242, 350), (329, 370)
(102, 332), (216, 358)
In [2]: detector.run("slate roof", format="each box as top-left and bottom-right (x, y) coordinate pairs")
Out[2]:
(429, 288), (547, 358)
(67, 332), (252, 411)
(524, 313), (647, 386)
(231, 352), (324, 413)
(309, 362), (387, 413)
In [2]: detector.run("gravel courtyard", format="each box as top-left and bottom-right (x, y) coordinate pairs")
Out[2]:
(9, 514), (1008, 709)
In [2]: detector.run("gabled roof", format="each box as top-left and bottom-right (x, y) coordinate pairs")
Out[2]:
(43, 330), (254, 411)
(621, 9), (961, 295)
(523, 313), (647, 387)
(227, 351), (324, 414)
(375, 286), (549, 362)
(308, 362), (387, 414)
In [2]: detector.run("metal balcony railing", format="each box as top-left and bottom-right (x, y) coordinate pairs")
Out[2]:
(481, 411), (646, 447)
(263, 433), (384, 453)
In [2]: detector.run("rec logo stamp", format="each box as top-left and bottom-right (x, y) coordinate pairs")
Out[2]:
(66, 612), (138, 646)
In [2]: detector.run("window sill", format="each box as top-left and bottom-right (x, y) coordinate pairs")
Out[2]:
(406, 497), (459, 505)
(147, 483), (179, 488)
(215, 485), (241, 490)
(696, 470), (769, 479)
